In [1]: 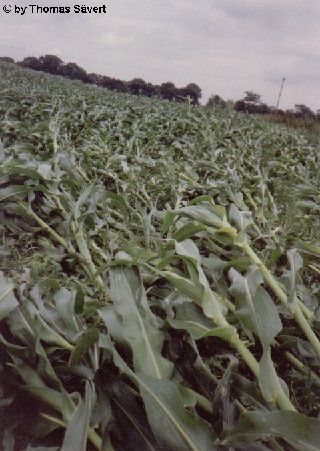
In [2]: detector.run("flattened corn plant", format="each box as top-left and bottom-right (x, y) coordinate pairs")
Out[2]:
(0, 62), (320, 450)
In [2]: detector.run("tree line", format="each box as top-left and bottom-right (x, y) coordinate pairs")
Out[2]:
(1, 56), (319, 128)
(207, 91), (320, 129)
(0, 55), (202, 105)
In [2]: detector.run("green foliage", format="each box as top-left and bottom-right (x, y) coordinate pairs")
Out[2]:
(243, 91), (262, 103)
(206, 95), (226, 109)
(16, 54), (201, 103)
(0, 61), (320, 450)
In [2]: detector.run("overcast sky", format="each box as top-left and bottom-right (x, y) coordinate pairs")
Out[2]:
(1, 0), (320, 109)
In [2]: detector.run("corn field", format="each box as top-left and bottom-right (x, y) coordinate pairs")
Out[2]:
(0, 61), (320, 450)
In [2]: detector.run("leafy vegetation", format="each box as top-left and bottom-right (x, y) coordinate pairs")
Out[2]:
(5, 54), (320, 132)
(0, 61), (320, 450)
(12, 54), (202, 104)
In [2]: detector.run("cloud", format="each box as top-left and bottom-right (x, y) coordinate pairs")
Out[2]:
(1, 0), (320, 109)
(99, 32), (134, 46)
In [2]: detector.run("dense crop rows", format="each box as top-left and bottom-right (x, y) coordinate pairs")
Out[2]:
(0, 62), (320, 450)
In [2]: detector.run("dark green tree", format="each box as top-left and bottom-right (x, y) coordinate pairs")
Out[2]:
(61, 62), (88, 82)
(294, 104), (314, 118)
(100, 76), (127, 92)
(159, 82), (179, 100)
(18, 56), (42, 71)
(180, 83), (202, 104)
(207, 94), (226, 108)
(38, 54), (63, 74)
(0, 57), (15, 63)
(143, 82), (157, 97)
(127, 78), (147, 96)
(243, 91), (261, 103)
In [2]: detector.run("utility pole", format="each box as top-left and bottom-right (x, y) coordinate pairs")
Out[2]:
(276, 77), (286, 110)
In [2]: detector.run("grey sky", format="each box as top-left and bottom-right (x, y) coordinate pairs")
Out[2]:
(1, 0), (319, 109)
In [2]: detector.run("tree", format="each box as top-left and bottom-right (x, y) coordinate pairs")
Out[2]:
(0, 56), (15, 64)
(159, 82), (179, 100)
(294, 104), (314, 118)
(127, 78), (148, 96)
(207, 94), (226, 108)
(110, 78), (127, 92)
(14, 53), (204, 105)
(38, 54), (63, 75)
(100, 76), (127, 92)
(97, 76), (112, 89)
(181, 83), (202, 105)
(234, 99), (270, 115)
(143, 82), (157, 97)
(87, 73), (104, 85)
(235, 91), (271, 115)
(256, 103), (270, 114)
(18, 56), (42, 71)
(127, 79), (157, 97)
(61, 62), (88, 82)
(234, 100), (247, 113)
(243, 91), (261, 104)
